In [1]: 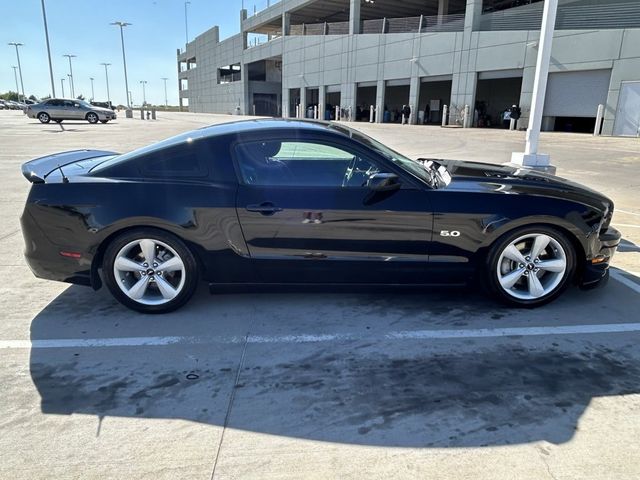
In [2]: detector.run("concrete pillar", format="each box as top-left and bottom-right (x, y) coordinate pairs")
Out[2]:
(437, 0), (449, 24)
(282, 88), (290, 118)
(349, 0), (361, 35)
(319, 86), (326, 121)
(299, 87), (307, 118)
(375, 79), (385, 123)
(408, 75), (420, 125)
(240, 9), (248, 49)
(342, 82), (357, 121)
(282, 12), (291, 36)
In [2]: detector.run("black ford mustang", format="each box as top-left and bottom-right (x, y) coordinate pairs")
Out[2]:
(20, 119), (620, 313)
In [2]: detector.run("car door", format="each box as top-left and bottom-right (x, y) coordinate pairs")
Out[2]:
(44, 99), (63, 118)
(233, 133), (434, 284)
(63, 100), (83, 120)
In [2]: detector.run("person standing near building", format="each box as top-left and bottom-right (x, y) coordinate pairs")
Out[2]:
(402, 104), (411, 125)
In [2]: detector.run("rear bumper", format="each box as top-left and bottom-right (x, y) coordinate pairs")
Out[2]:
(580, 226), (621, 287)
(20, 208), (94, 288)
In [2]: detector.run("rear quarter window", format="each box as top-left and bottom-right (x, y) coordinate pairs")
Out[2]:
(139, 142), (209, 178)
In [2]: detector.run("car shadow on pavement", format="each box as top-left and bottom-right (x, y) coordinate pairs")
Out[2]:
(28, 275), (640, 448)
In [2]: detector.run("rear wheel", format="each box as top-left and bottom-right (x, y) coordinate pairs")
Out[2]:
(103, 229), (199, 313)
(100, 120), (108, 124)
(485, 226), (576, 307)
(37, 112), (50, 123)
(86, 112), (99, 124)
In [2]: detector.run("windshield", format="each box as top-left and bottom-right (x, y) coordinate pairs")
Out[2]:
(77, 100), (93, 108)
(343, 127), (438, 186)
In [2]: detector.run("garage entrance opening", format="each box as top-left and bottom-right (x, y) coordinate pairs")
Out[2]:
(475, 75), (523, 128)
(356, 84), (376, 122)
(384, 81), (410, 123)
(418, 79), (452, 124)
(305, 88), (319, 118)
(326, 88), (341, 120)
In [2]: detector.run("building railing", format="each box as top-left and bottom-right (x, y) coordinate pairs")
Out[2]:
(479, 1), (640, 30)
(288, 14), (464, 36)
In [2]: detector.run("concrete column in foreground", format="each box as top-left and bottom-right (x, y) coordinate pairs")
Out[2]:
(318, 86), (326, 121)
(375, 79), (385, 123)
(349, 0), (361, 35)
(299, 87), (307, 118)
(511, 0), (558, 173)
(282, 87), (290, 118)
(282, 12), (290, 36)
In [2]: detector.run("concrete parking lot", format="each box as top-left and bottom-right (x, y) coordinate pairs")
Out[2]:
(1, 110), (639, 479)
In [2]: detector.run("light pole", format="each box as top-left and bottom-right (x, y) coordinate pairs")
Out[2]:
(8, 42), (26, 102)
(140, 80), (147, 105)
(100, 63), (111, 106)
(511, 0), (558, 173)
(111, 21), (132, 109)
(184, 1), (191, 46)
(63, 54), (77, 98)
(161, 77), (169, 107)
(12, 66), (20, 97)
(60, 78), (66, 97)
(40, 0), (56, 97)
(90, 77), (95, 101)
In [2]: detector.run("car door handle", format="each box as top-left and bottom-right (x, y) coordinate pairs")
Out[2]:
(246, 202), (283, 215)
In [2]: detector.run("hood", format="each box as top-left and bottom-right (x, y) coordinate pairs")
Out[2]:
(433, 159), (612, 211)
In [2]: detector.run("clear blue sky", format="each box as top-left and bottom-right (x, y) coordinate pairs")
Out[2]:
(1, 0), (277, 105)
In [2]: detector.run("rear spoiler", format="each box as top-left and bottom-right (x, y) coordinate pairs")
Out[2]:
(21, 149), (117, 183)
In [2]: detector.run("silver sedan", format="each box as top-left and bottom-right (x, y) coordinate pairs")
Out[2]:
(26, 98), (117, 124)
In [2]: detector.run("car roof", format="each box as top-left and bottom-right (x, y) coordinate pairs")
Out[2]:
(194, 118), (352, 138)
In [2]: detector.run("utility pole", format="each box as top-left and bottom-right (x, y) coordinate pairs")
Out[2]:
(90, 77), (95, 100)
(61, 78), (66, 97)
(12, 66), (20, 97)
(111, 21), (132, 108)
(161, 77), (169, 107)
(185, 1), (191, 46)
(8, 43), (26, 102)
(140, 80), (148, 105)
(40, 0), (56, 97)
(101, 63), (112, 106)
(511, 0), (558, 173)
(63, 54), (77, 98)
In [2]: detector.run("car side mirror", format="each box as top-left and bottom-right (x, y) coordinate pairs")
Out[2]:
(367, 172), (401, 192)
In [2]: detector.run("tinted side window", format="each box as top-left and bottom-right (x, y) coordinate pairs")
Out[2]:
(47, 99), (63, 106)
(234, 140), (380, 187)
(140, 142), (209, 178)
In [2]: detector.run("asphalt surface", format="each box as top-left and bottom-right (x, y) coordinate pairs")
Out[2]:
(1, 110), (639, 479)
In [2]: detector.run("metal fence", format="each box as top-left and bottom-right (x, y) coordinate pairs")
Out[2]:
(479, 1), (640, 30)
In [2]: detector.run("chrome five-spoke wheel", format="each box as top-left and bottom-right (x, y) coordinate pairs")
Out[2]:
(104, 229), (198, 313)
(487, 227), (576, 307)
(114, 239), (186, 305)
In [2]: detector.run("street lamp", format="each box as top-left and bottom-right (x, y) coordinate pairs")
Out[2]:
(63, 54), (77, 98)
(11, 66), (20, 97)
(111, 21), (132, 108)
(184, 1), (191, 46)
(8, 42), (26, 102)
(40, 0), (56, 97)
(89, 77), (95, 101)
(60, 78), (66, 97)
(100, 63), (111, 106)
(161, 77), (169, 107)
(140, 80), (148, 106)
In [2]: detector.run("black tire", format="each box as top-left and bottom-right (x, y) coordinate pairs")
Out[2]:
(484, 225), (576, 308)
(103, 228), (199, 314)
(86, 112), (99, 124)
(37, 112), (50, 124)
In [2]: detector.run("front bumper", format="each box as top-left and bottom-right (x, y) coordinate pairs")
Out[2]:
(581, 226), (621, 288)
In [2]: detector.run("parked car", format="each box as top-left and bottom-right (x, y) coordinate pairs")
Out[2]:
(25, 98), (117, 124)
(19, 119), (620, 313)
(90, 101), (116, 111)
(0, 100), (6, 109)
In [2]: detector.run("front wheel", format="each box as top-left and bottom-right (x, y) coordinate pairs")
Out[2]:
(484, 226), (576, 307)
(86, 112), (99, 124)
(103, 229), (199, 313)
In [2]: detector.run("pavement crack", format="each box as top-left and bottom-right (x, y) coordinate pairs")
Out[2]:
(210, 329), (251, 480)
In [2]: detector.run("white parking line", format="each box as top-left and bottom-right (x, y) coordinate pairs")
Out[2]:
(611, 270), (640, 294)
(613, 223), (640, 228)
(2, 322), (640, 350)
(617, 209), (640, 217)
